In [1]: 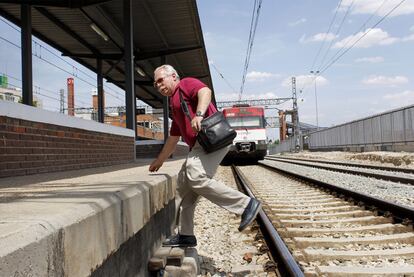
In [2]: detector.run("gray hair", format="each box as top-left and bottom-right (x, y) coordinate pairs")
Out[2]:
(154, 64), (180, 80)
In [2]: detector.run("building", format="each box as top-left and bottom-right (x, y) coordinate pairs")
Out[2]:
(0, 75), (42, 107)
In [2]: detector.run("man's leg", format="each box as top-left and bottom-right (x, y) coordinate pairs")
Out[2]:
(185, 143), (250, 215)
(163, 159), (199, 247)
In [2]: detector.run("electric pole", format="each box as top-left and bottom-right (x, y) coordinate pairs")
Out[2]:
(292, 77), (300, 151)
(59, 89), (65, 114)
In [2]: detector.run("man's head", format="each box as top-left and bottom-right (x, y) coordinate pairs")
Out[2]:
(153, 64), (180, 96)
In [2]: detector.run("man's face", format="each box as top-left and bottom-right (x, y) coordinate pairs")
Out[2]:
(154, 70), (176, 96)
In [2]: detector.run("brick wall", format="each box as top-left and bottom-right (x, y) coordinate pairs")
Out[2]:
(0, 116), (135, 178)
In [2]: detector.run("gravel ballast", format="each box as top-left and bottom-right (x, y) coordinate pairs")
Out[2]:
(193, 166), (276, 277)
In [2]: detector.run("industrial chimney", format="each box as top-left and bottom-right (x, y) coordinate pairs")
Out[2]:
(67, 78), (74, 116)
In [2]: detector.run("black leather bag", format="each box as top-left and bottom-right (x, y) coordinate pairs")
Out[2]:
(197, 111), (237, 153)
(179, 90), (236, 153)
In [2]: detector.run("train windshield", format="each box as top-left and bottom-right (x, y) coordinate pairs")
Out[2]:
(226, 116), (264, 129)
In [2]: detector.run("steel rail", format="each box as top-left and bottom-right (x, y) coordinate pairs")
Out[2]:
(265, 157), (414, 186)
(269, 155), (414, 174)
(231, 165), (304, 277)
(260, 162), (414, 222)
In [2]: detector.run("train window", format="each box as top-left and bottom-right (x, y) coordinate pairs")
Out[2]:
(227, 116), (263, 128)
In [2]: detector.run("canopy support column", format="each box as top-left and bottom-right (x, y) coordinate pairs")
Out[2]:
(21, 4), (33, 106)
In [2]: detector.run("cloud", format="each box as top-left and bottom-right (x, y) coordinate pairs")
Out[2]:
(411, 25), (414, 32)
(382, 90), (414, 107)
(402, 33), (414, 41)
(333, 28), (399, 48)
(246, 71), (281, 82)
(362, 75), (409, 86)
(354, 56), (384, 63)
(340, 0), (414, 17)
(289, 18), (307, 27)
(281, 75), (329, 88)
(300, 33), (337, 44)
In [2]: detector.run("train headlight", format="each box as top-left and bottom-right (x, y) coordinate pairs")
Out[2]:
(257, 140), (266, 145)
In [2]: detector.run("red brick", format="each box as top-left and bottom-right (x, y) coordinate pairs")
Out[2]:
(12, 126), (26, 133)
(6, 162), (21, 169)
(1, 154), (26, 162)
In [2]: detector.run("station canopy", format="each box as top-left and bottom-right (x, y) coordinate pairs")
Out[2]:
(0, 0), (213, 109)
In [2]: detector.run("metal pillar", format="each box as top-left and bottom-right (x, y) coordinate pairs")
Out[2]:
(123, 0), (136, 159)
(97, 58), (104, 123)
(123, 0), (135, 131)
(21, 4), (33, 106)
(161, 56), (169, 142)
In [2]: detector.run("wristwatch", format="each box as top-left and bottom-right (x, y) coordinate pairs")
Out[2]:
(196, 111), (205, 117)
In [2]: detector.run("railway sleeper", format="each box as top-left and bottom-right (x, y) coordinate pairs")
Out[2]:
(271, 205), (359, 213)
(261, 194), (337, 201)
(280, 215), (392, 227)
(265, 197), (340, 204)
(269, 200), (348, 209)
(273, 210), (373, 220)
(303, 246), (414, 261)
(293, 232), (414, 248)
(315, 264), (414, 276)
(284, 223), (410, 237)
(275, 191), (326, 197)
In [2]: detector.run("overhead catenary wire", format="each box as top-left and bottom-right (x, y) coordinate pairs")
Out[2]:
(0, 33), (124, 104)
(303, 0), (352, 93)
(1, 17), (98, 84)
(316, 0), (355, 72)
(0, 17), (125, 101)
(239, 0), (263, 101)
(309, 0), (344, 72)
(318, 0), (405, 75)
(301, 0), (403, 94)
(210, 62), (238, 94)
(2, 72), (92, 107)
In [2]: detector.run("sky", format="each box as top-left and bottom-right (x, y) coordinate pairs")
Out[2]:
(196, 0), (414, 138)
(1, 0), (414, 141)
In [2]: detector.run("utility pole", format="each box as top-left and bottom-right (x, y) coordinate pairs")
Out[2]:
(291, 77), (300, 151)
(59, 89), (64, 114)
(310, 70), (319, 130)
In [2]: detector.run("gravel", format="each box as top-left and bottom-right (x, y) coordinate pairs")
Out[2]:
(193, 166), (276, 277)
(260, 159), (414, 208)
(282, 151), (414, 169)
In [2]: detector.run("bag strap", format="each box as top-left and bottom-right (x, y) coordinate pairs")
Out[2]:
(178, 88), (193, 122)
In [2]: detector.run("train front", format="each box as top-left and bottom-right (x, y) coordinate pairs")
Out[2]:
(222, 105), (267, 162)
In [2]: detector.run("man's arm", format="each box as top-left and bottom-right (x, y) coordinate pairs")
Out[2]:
(149, 135), (180, 172)
(191, 87), (211, 132)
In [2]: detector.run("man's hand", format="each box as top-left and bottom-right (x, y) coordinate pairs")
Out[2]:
(149, 159), (163, 172)
(191, 116), (203, 132)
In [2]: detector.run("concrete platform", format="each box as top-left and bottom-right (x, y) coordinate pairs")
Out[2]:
(0, 158), (185, 277)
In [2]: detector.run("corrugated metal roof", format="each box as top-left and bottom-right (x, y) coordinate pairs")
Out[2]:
(0, 0), (213, 108)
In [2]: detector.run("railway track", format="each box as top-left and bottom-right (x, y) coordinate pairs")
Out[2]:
(268, 155), (414, 174)
(233, 163), (414, 276)
(265, 156), (414, 186)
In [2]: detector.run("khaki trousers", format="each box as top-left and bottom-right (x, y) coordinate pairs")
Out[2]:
(175, 142), (250, 235)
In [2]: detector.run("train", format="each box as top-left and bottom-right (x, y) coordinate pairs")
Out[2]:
(222, 104), (267, 162)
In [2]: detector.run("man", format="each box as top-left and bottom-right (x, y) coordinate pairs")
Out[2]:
(149, 64), (261, 247)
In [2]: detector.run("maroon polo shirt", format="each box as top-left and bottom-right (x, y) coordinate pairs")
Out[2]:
(169, 77), (217, 149)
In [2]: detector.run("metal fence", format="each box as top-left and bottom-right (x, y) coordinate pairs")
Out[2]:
(272, 104), (414, 153)
(268, 137), (299, 154)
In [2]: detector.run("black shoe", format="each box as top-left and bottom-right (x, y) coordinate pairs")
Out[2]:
(162, 234), (197, 247)
(239, 198), (262, 231)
